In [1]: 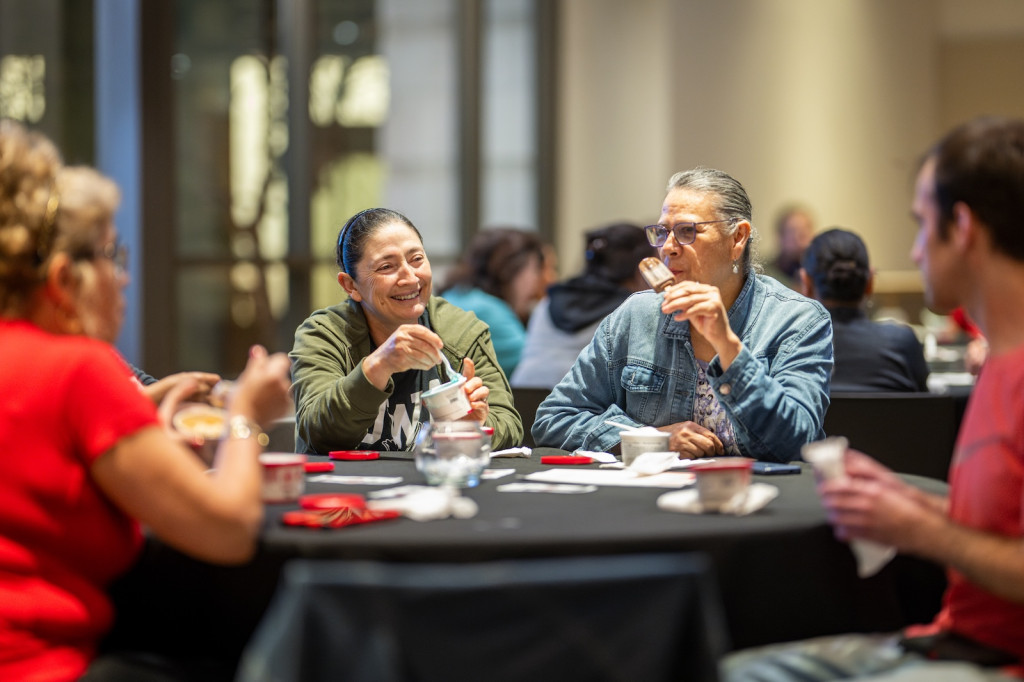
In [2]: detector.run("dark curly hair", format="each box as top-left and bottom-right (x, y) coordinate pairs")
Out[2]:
(442, 227), (546, 301)
(582, 222), (655, 283)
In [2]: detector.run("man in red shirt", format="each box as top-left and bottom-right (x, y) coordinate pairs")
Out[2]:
(725, 117), (1024, 680)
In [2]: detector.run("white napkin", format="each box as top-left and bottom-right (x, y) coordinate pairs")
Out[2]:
(600, 454), (714, 473)
(366, 485), (478, 522)
(524, 468), (694, 488)
(657, 482), (780, 515)
(626, 451), (681, 475)
(572, 450), (619, 464)
(802, 437), (897, 578)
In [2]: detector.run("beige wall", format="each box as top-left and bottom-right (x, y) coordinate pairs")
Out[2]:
(557, 0), (1024, 297)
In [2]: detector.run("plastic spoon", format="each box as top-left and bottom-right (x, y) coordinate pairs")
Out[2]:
(439, 353), (462, 383)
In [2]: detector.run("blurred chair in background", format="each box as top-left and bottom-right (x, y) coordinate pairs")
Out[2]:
(823, 391), (960, 480)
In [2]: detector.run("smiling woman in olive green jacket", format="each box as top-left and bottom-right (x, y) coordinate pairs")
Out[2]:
(290, 208), (523, 454)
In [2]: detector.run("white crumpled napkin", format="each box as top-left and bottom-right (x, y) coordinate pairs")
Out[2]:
(657, 482), (780, 516)
(366, 485), (478, 522)
(802, 437), (897, 578)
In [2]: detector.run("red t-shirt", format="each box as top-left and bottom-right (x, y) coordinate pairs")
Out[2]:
(919, 343), (1024, 661)
(0, 320), (159, 681)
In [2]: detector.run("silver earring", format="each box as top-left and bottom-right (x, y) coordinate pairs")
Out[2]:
(732, 261), (739, 274)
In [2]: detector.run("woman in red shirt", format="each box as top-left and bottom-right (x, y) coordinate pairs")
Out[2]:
(0, 120), (293, 681)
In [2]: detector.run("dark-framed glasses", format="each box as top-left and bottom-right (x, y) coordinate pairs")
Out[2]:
(643, 219), (737, 248)
(74, 241), (129, 274)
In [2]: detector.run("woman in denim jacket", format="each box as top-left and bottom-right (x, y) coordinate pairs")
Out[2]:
(532, 168), (833, 463)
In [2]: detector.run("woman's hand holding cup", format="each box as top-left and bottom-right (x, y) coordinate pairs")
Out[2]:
(459, 357), (490, 424)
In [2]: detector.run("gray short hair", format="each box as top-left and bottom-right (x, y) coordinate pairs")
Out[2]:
(666, 167), (759, 271)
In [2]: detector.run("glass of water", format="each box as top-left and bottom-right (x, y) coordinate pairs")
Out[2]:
(413, 421), (490, 488)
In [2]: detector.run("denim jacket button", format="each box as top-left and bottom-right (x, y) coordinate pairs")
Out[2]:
(719, 383), (732, 395)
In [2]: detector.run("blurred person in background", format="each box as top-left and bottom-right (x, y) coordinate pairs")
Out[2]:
(290, 208), (522, 454)
(764, 203), (815, 289)
(510, 222), (655, 389)
(532, 168), (832, 463)
(440, 227), (548, 377)
(800, 228), (929, 392)
(0, 120), (293, 681)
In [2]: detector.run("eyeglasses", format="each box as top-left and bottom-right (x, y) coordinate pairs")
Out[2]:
(74, 241), (129, 274)
(643, 219), (737, 248)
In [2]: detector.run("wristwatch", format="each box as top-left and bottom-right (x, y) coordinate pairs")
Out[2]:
(228, 415), (270, 447)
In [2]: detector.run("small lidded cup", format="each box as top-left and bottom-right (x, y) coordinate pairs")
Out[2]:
(259, 453), (308, 503)
(691, 457), (754, 512)
(420, 378), (473, 421)
(620, 427), (672, 466)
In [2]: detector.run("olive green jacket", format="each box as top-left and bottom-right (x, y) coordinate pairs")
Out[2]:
(290, 296), (523, 454)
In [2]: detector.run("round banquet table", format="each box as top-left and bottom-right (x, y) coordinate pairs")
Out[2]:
(105, 448), (948, 676)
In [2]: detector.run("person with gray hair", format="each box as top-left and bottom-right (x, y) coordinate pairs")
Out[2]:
(532, 167), (833, 462)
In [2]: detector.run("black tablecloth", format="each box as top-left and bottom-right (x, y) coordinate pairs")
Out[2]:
(105, 449), (948, 674)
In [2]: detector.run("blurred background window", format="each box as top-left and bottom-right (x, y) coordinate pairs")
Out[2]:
(0, 0), (552, 379)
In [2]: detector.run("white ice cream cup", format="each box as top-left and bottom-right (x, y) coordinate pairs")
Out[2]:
(620, 428), (672, 466)
(421, 377), (472, 422)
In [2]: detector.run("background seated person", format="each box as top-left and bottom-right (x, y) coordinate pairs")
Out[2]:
(0, 123), (293, 681)
(799, 228), (929, 392)
(511, 221), (655, 389)
(531, 167), (833, 463)
(762, 203), (815, 289)
(440, 227), (548, 377)
(290, 208), (522, 454)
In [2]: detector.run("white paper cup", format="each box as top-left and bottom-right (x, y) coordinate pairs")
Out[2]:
(421, 377), (472, 422)
(259, 453), (307, 503)
(692, 457), (754, 512)
(801, 436), (850, 481)
(620, 428), (671, 466)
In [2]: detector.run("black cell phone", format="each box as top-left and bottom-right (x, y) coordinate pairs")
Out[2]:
(751, 461), (802, 475)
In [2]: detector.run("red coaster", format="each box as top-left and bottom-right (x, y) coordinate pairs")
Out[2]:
(329, 450), (380, 461)
(304, 461), (334, 473)
(298, 493), (367, 511)
(540, 455), (594, 465)
(282, 508), (400, 529)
